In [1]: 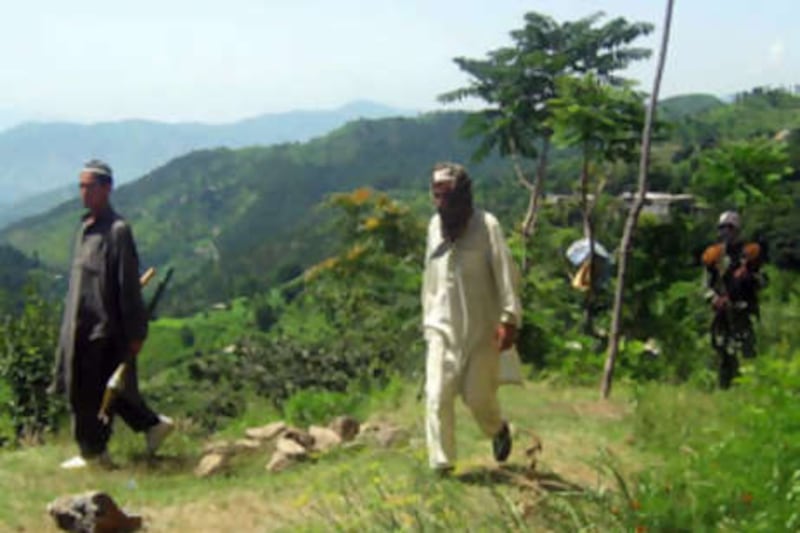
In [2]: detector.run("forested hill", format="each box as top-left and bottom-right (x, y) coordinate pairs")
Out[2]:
(4, 90), (800, 313)
(0, 112), (509, 313)
(0, 100), (406, 221)
(658, 93), (724, 121)
(0, 244), (38, 285)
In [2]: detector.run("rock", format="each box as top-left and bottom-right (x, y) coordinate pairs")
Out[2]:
(328, 415), (360, 442)
(202, 440), (233, 455)
(309, 425), (342, 452)
(266, 451), (295, 473)
(356, 422), (409, 448)
(276, 436), (308, 458)
(48, 491), (142, 533)
(232, 438), (263, 452)
(194, 452), (228, 478)
(283, 427), (315, 449)
(245, 421), (287, 442)
(375, 426), (409, 448)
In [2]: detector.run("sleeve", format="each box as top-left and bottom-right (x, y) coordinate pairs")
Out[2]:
(702, 244), (721, 299)
(421, 218), (435, 321)
(113, 221), (149, 342)
(487, 214), (522, 327)
(744, 242), (767, 289)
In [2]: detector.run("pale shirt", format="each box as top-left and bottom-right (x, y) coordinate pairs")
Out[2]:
(422, 209), (521, 358)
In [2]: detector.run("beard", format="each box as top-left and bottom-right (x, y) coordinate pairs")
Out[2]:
(438, 188), (473, 242)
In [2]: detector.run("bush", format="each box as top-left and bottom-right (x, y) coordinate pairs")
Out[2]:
(282, 388), (360, 427)
(0, 284), (60, 444)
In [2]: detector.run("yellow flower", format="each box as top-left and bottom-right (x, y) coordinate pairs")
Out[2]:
(362, 216), (381, 231)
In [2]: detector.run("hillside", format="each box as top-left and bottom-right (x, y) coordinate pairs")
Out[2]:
(0, 100), (407, 225)
(0, 244), (42, 312)
(5, 90), (800, 313)
(0, 112), (512, 312)
(658, 93), (724, 120)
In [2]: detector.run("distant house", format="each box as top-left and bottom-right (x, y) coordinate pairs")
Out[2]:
(544, 191), (697, 221)
(619, 192), (697, 219)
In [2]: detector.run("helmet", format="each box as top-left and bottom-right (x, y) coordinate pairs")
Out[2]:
(718, 211), (741, 230)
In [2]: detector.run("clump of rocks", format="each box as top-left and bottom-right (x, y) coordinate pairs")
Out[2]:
(194, 415), (409, 477)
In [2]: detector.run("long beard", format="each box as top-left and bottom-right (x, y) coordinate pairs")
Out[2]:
(439, 204), (473, 242)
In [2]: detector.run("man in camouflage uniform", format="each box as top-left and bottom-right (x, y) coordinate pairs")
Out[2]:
(702, 211), (765, 389)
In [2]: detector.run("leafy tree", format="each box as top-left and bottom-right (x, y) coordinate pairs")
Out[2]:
(440, 11), (653, 271)
(691, 138), (793, 212)
(548, 73), (646, 332)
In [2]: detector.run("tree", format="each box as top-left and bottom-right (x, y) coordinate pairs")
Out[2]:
(440, 11), (653, 271)
(691, 138), (792, 212)
(548, 74), (646, 333)
(602, 0), (676, 399)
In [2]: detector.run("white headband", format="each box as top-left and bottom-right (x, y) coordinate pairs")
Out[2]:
(433, 168), (457, 184)
(82, 167), (112, 178)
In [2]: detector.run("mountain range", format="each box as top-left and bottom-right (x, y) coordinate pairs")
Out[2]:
(0, 100), (409, 228)
(0, 111), (512, 313)
(5, 91), (797, 314)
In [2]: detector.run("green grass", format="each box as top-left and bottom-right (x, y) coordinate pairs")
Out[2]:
(2, 363), (798, 532)
(0, 379), (649, 532)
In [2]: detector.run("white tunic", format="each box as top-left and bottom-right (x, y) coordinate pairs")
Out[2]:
(421, 209), (522, 358)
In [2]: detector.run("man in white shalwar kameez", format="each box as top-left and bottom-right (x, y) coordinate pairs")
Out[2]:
(421, 162), (522, 473)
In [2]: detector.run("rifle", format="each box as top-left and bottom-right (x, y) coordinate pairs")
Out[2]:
(98, 266), (174, 423)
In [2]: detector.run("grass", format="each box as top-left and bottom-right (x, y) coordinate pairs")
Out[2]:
(6, 362), (797, 532)
(0, 379), (653, 532)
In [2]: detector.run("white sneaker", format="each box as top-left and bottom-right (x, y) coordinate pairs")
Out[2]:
(146, 415), (174, 454)
(60, 455), (88, 469)
(60, 451), (115, 470)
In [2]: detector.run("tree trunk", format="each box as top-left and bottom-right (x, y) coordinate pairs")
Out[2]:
(601, 0), (675, 399)
(511, 136), (550, 274)
(579, 148), (595, 335)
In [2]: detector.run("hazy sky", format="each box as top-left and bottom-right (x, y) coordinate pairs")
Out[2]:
(0, 0), (796, 124)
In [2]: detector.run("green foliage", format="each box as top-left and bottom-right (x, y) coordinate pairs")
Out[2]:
(440, 10), (653, 161)
(549, 74), (645, 163)
(0, 245), (42, 313)
(0, 283), (60, 444)
(658, 93), (724, 121)
(137, 190), (426, 431)
(691, 137), (793, 211)
(282, 388), (360, 427)
(618, 356), (800, 531)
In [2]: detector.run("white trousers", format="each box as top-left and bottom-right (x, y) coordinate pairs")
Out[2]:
(425, 330), (503, 469)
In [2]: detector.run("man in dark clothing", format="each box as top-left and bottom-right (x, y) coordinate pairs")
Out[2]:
(51, 159), (173, 469)
(702, 211), (765, 389)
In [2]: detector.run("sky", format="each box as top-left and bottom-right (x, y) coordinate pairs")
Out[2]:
(0, 0), (797, 125)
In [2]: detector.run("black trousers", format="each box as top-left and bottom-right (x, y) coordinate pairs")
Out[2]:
(70, 338), (159, 457)
(711, 309), (756, 390)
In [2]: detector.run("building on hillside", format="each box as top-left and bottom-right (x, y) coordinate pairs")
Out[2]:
(544, 191), (697, 221)
(619, 191), (697, 220)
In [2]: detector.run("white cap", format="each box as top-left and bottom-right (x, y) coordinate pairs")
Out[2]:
(432, 168), (457, 184)
(718, 211), (741, 229)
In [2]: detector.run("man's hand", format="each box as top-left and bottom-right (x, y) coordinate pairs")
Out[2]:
(712, 294), (730, 312)
(495, 323), (517, 351)
(130, 339), (144, 358)
(733, 264), (750, 280)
